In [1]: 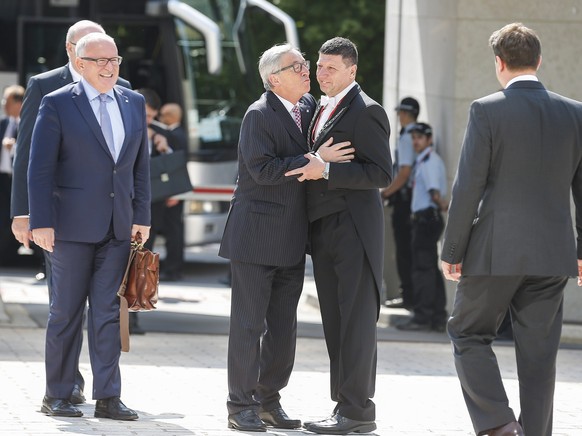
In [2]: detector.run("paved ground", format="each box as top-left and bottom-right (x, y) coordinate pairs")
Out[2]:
(2, 266), (582, 435)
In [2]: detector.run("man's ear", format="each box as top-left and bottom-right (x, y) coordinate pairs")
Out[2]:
(75, 57), (84, 73)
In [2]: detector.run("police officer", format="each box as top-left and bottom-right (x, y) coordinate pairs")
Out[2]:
(381, 97), (419, 309)
(396, 122), (448, 332)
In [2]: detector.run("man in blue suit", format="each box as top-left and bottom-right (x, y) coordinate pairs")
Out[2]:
(11, 20), (131, 404)
(28, 32), (150, 420)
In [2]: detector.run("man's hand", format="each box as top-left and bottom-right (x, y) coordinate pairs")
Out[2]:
(317, 137), (354, 163)
(578, 259), (582, 287)
(132, 224), (151, 245)
(285, 153), (326, 182)
(152, 133), (170, 154)
(12, 217), (32, 249)
(442, 260), (462, 281)
(165, 198), (180, 208)
(31, 228), (55, 253)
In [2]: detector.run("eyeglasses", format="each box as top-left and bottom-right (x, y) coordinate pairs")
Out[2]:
(272, 60), (310, 74)
(80, 56), (123, 67)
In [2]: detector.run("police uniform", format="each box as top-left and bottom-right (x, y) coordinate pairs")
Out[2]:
(390, 122), (416, 306)
(408, 128), (448, 330)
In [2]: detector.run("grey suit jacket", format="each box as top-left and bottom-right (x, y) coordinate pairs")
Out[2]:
(441, 80), (582, 276)
(219, 91), (316, 267)
(11, 64), (130, 217)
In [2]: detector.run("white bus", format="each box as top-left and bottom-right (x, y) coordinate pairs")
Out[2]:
(0, 0), (298, 249)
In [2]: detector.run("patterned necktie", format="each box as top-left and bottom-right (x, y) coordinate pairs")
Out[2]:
(98, 93), (117, 161)
(292, 105), (302, 132)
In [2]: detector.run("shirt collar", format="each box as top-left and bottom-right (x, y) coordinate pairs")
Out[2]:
(505, 74), (538, 89)
(415, 146), (432, 164)
(68, 63), (82, 83)
(81, 79), (115, 101)
(273, 92), (297, 114)
(320, 81), (357, 108)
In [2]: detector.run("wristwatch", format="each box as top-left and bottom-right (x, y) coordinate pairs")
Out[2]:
(322, 162), (330, 180)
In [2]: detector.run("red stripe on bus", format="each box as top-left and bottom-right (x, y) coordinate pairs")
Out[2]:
(192, 187), (235, 194)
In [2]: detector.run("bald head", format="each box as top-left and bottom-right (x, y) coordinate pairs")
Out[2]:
(65, 20), (105, 71)
(159, 103), (183, 126)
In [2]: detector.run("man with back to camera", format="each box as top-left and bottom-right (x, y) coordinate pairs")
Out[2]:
(10, 20), (131, 404)
(28, 32), (150, 419)
(285, 36), (392, 435)
(441, 23), (582, 435)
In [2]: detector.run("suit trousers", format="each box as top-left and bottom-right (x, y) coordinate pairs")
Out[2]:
(44, 250), (85, 391)
(391, 199), (414, 306)
(410, 210), (447, 326)
(145, 200), (184, 277)
(227, 258), (305, 414)
(311, 210), (378, 422)
(45, 229), (129, 400)
(448, 275), (567, 436)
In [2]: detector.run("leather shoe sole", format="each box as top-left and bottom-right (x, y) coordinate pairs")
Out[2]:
(228, 410), (266, 432)
(305, 413), (376, 435)
(94, 398), (138, 421)
(70, 385), (86, 405)
(258, 407), (301, 429)
(41, 397), (83, 417)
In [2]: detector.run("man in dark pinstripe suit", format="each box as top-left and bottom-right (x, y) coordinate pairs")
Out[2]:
(219, 43), (353, 432)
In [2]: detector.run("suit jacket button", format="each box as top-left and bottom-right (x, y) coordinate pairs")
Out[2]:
(110, 193), (115, 198)
(320, 193), (325, 197)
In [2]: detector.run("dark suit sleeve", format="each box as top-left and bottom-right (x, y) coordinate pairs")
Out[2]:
(441, 101), (492, 263)
(11, 76), (43, 217)
(240, 109), (308, 185)
(132, 98), (151, 226)
(573, 154), (582, 259)
(328, 104), (392, 190)
(28, 95), (61, 230)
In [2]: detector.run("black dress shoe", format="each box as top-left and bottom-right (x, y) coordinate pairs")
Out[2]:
(41, 396), (83, 417)
(94, 397), (138, 420)
(258, 406), (301, 429)
(305, 413), (376, 435)
(227, 409), (266, 432)
(70, 384), (86, 405)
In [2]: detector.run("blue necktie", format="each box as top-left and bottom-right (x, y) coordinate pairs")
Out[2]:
(98, 93), (116, 161)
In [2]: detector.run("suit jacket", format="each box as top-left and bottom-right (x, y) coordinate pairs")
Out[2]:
(149, 122), (188, 156)
(219, 91), (316, 267)
(11, 64), (131, 217)
(441, 80), (582, 276)
(306, 84), (392, 297)
(0, 117), (17, 170)
(28, 82), (150, 243)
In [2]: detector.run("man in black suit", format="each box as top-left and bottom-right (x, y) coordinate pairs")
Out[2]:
(10, 19), (131, 405)
(0, 85), (24, 264)
(286, 37), (392, 434)
(219, 43), (353, 432)
(441, 23), (582, 436)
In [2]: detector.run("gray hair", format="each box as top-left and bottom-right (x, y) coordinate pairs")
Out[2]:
(66, 20), (104, 44)
(75, 33), (116, 57)
(258, 43), (300, 91)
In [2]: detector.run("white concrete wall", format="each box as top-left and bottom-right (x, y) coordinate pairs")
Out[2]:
(383, 0), (582, 321)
